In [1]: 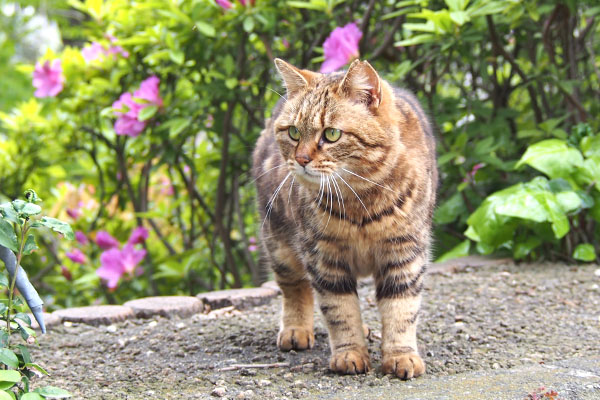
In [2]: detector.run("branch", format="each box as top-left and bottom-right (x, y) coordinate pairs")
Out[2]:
(486, 15), (543, 124)
(370, 15), (403, 60)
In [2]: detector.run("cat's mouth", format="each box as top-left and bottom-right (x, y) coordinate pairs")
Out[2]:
(294, 167), (331, 185)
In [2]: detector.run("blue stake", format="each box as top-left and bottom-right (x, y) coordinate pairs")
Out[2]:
(0, 245), (46, 334)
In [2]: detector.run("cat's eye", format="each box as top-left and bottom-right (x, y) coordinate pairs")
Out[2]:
(288, 126), (300, 141)
(323, 127), (342, 143)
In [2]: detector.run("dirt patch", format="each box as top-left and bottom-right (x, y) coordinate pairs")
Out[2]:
(29, 262), (600, 399)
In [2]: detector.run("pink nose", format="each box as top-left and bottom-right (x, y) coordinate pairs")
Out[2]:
(295, 155), (311, 167)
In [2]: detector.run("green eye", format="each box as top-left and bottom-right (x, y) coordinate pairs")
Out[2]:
(324, 127), (342, 143)
(288, 126), (300, 141)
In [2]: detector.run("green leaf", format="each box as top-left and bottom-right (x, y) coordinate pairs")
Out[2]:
(395, 34), (436, 47)
(449, 10), (470, 25)
(515, 139), (583, 179)
(23, 234), (38, 255)
(38, 218), (74, 240)
(573, 244), (596, 262)
(22, 393), (44, 400)
(195, 21), (216, 37)
(513, 236), (542, 259)
(436, 240), (470, 262)
(0, 204), (19, 225)
(580, 135), (600, 158)
(0, 370), (20, 383)
(24, 363), (49, 376)
(34, 386), (72, 399)
(138, 105), (158, 122)
(14, 313), (31, 326)
(0, 219), (18, 252)
(243, 17), (255, 32)
(287, 1), (327, 11)
(168, 50), (184, 65)
(0, 273), (8, 287)
(23, 190), (42, 203)
(167, 118), (191, 138)
(19, 203), (41, 217)
(434, 192), (466, 224)
(0, 390), (14, 400)
(225, 78), (238, 89)
(0, 348), (19, 368)
(17, 345), (31, 365)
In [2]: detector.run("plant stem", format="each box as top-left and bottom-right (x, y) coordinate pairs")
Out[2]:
(7, 222), (27, 343)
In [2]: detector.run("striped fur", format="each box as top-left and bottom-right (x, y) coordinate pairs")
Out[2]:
(252, 59), (437, 379)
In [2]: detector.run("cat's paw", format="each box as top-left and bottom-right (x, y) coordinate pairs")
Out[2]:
(277, 327), (314, 351)
(329, 348), (371, 375)
(382, 352), (425, 380)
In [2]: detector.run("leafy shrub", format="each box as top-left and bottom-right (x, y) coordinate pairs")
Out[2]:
(0, 0), (598, 309)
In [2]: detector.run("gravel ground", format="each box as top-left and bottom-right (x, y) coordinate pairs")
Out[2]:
(29, 262), (600, 399)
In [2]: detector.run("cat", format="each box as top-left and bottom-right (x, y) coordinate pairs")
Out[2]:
(252, 58), (437, 379)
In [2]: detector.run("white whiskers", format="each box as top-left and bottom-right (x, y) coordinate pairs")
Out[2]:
(262, 172), (292, 228)
(341, 167), (396, 193)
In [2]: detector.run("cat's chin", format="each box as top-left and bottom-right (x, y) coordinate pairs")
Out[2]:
(294, 170), (325, 186)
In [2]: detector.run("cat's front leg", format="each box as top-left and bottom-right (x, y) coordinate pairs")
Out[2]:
(375, 253), (427, 379)
(307, 257), (370, 374)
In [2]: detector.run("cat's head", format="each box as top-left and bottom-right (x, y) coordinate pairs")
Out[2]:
(272, 59), (399, 190)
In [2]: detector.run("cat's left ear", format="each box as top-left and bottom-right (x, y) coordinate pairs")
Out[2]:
(339, 60), (382, 111)
(274, 58), (317, 98)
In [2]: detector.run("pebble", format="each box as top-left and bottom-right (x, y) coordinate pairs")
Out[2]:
(236, 390), (254, 399)
(594, 269), (600, 277)
(293, 380), (306, 389)
(106, 325), (117, 333)
(211, 387), (227, 397)
(258, 379), (272, 387)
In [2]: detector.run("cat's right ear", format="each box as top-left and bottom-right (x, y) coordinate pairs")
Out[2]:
(274, 59), (315, 98)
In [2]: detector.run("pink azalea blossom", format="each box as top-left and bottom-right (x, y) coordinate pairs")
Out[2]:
(112, 92), (146, 136)
(112, 76), (162, 137)
(216, 0), (233, 9)
(97, 244), (146, 289)
(32, 59), (65, 98)
(248, 236), (257, 244)
(66, 248), (87, 264)
(248, 245), (258, 252)
(95, 231), (120, 249)
(82, 42), (106, 62)
(320, 23), (363, 74)
(75, 231), (88, 245)
(134, 75), (163, 107)
(66, 208), (81, 220)
(239, 0), (247, 5)
(128, 226), (149, 245)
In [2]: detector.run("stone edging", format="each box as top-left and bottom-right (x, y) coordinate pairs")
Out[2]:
(29, 256), (509, 330)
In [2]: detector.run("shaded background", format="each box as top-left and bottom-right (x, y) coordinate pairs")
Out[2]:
(0, 0), (599, 309)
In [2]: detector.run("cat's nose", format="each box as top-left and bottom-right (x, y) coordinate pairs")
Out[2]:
(295, 155), (312, 167)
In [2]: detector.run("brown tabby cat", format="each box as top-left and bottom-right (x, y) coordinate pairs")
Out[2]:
(252, 58), (437, 379)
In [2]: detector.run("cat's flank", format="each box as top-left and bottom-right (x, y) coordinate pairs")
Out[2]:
(252, 59), (437, 379)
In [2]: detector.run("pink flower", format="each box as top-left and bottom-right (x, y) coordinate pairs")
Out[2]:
(320, 23), (362, 74)
(66, 208), (81, 220)
(134, 75), (163, 107)
(248, 236), (257, 244)
(112, 76), (162, 137)
(82, 42), (106, 62)
(128, 226), (149, 245)
(112, 92), (146, 136)
(32, 59), (65, 98)
(282, 38), (290, 49)
(248, 245), (258, 252)
(97, 244), (146, 289)
(95, 231), (120, 249)
(82, 41), (129, 62)
(216, 0), (233, 9)
(66, 248), (87, 264)
(75, 231), (88, 245)
(239, 0), (247, 5)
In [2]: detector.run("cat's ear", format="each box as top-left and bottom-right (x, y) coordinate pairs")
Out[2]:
(274, 58), (315, 98)
(339, 60), (382, 111)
